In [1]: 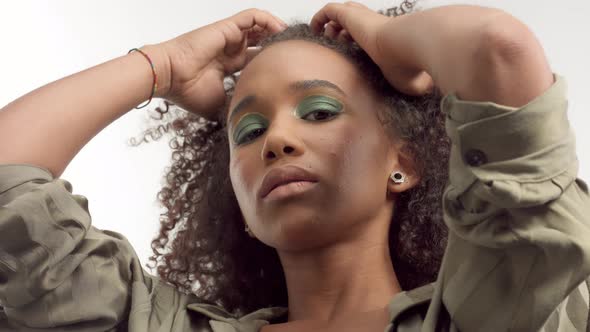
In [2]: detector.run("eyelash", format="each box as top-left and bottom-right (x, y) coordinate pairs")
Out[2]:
(237, 109), (339, 145)
(302, 109), (337, 121)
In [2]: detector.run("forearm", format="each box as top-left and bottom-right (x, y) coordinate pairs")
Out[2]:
(0, 44), (171, 178)
(378, 4), (553, 106)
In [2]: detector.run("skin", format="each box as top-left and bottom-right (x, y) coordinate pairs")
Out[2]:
(225, 3), (552, 331)
(227, 40), (421, 330)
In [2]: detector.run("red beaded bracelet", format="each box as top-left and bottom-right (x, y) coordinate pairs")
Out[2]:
(128, 48), (158, 109)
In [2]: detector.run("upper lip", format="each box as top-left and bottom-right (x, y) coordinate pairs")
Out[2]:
(258, 165), (318, 199)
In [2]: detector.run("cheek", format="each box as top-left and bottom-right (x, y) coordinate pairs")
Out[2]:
(229, 150), (259, 204)
(325, 119), (390, 201)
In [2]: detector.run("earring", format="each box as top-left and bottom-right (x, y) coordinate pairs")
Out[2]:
(245, 225), (256, 238)
(390, 171), (405, 184)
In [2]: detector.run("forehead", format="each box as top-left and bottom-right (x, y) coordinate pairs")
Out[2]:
(229, 40), (367, 109)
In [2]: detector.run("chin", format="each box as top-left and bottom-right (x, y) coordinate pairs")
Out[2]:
(262, 212), (339, 251)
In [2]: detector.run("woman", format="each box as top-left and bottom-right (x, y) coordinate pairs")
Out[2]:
(0, 1), (588, 331)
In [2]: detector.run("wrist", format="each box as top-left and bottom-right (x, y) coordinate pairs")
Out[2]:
(375, 14), (430, 74)
(138, 43), (173, 99)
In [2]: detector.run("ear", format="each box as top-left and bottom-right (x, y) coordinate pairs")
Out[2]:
(386, 143), (421, 195)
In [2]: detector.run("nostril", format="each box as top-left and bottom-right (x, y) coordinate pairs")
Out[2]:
(265, 146), (294, 159)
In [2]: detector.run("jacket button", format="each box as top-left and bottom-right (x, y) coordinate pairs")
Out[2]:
(465, 149), (487, 167)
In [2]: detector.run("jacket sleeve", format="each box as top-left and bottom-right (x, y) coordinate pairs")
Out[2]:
(0, 164), (156, 331)
(428, 73), (590, 331)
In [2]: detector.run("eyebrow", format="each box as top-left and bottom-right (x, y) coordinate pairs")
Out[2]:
(228, 79), (346, 122)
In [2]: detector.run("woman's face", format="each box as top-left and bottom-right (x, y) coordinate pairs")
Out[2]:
(227, 40), (401, 250)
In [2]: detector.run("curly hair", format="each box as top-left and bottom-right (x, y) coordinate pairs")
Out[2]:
(129, 0), (450, 317)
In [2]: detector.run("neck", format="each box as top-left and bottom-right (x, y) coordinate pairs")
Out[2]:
(276, 206), (401, 324)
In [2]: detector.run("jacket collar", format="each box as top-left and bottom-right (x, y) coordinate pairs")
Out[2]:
(388, 282), (435, 323)
(186, 302), (288, 332)
(185, 282), (434, 331)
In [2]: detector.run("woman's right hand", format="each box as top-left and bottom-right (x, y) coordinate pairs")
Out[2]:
(156, 9), (287, 119)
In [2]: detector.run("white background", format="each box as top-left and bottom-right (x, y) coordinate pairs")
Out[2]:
(1, 0), (588, 274)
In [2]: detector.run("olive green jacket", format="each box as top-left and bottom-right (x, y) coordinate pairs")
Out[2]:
(1, 73), (589, 331)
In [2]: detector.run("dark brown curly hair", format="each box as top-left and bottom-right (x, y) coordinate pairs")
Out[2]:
(129, 0), (450, 317)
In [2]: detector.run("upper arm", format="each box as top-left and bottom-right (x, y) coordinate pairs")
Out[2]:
(0, 164), (153, 331)
(431, 74), (590, 331)
(461, 12), (554, 108)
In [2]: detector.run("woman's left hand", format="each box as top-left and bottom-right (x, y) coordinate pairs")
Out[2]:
(310, 1), (434, 96)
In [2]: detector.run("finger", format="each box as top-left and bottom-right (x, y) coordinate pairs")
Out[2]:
(246, 25), (269, 46)
(245, 47), (262, 65)
(223, 46), (262, 74)
(270, 13), (288, 29)
(310, 2), (388, 51)
(232, 8), (286, 34)
(324, 21), (341, 40)
(245, 13), (288, 47)
(337, 29), (354, 43)
(310, 3), (350, 35)
(309, 3), (361, 34)
(327, 20), (343, 30)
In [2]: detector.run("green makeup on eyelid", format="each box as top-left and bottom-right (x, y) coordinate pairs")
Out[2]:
(232, 95), (344, 145)
(233, 113), (269, 145)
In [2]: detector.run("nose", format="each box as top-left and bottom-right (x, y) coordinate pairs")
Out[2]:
(260, 122), (304, 162)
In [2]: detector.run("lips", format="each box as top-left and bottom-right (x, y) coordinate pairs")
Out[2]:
(258, 165), (318, 199)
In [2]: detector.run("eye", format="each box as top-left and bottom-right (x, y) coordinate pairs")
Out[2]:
(232, 113), (269, 146)
(236, 126), (266, 145)
(243, 127), (266, 142)
(296, 95), (343, 121)
(302, 109), (339, 121)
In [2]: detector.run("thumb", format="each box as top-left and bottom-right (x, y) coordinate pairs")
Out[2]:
(223, 46), (262, 75)
(245, 47), (262, 65)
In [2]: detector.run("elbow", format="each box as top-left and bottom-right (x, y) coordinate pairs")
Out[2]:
(478, 11), (540, 64)
(470, 11), (553, 107)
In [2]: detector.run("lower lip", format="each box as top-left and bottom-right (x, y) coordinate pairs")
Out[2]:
(264, 181), (317, 201)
